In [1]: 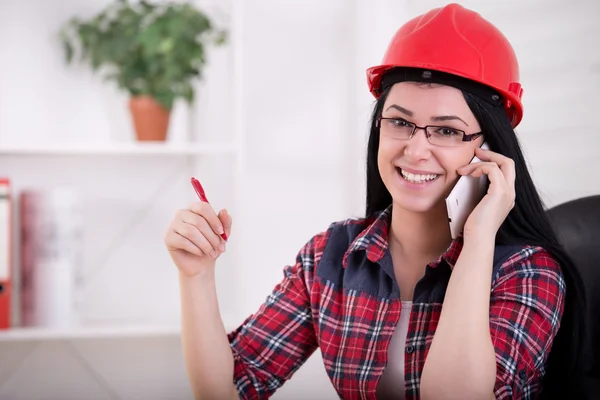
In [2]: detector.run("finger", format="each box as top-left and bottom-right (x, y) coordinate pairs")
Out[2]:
(166, 231), (204, 257)
(189, 201), (226, 237)
(458, 161), (501, 177)
(187, 216), (225, 253)
(461, 163), (509, 194)
(457, 161), (489, 175)
(475, 147), (516, 185)
(173, 222), (218, 258)
(468, 163), (504, 182)
(461, 161), (514, 195)
(469, 164), (516, 205)
(218, 209), (232, 238)
(180, 209), (224, 251)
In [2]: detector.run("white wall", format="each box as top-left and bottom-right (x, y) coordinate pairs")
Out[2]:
(0, 0), (598, 399)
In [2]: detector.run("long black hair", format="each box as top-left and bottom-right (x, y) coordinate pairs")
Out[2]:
(365, 82), (588, 398)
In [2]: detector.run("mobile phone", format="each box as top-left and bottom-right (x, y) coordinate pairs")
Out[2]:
(445, 142), (489, 239)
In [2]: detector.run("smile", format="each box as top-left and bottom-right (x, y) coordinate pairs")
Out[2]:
(397, 167), (440, 184)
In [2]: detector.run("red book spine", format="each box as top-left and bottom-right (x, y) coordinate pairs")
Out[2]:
(0, 178), (12, 329)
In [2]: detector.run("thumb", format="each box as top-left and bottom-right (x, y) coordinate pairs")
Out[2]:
(218, 209), (232, 238)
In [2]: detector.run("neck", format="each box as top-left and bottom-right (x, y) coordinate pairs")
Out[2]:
(389, 202), (453, 260)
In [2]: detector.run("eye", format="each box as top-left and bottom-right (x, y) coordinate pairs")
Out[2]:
(388, 118), (411, 128)
(433, 127), (462, 136)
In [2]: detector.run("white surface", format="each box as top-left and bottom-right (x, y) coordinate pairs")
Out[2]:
(0, 324), (181, 342)
(19, 189), (83, 328)
(29, 259), (76, 327)
(0, 142), (235, 156)
(0, 317), (241, 342)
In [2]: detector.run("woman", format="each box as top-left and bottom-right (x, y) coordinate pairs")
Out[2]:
(164, 4), (587, 399)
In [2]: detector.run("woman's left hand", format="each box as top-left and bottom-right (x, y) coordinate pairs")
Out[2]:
(457, 146), (516, 241)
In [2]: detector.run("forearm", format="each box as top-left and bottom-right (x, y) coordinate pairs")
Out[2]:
(179, 269), (239, 400)
(420, 236), (497, 399)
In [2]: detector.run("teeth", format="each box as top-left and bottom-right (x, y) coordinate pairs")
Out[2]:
(400, 169), (438, 183)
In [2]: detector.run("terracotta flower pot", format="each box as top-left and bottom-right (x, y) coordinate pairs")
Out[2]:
(129, 96), (171, 141)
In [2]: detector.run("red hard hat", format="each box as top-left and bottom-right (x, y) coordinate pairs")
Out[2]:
(367, 3), (524, 128)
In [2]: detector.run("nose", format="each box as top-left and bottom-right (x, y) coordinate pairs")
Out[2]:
(403, 127), (433, 161)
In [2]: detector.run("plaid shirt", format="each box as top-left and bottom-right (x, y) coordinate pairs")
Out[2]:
(227, 206), (565, 399)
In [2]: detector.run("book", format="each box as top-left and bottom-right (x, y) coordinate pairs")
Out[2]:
(0, 178), (12, 329)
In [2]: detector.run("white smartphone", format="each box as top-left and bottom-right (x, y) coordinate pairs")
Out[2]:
(445, 142), (489, 239)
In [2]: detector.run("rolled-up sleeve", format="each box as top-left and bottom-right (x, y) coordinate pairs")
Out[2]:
(489, 247), (566, 399)
(226, 231), (328, 399)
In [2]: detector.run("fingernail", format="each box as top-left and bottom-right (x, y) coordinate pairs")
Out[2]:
(219, 243), (226, 252)
(218, 225), (225, 234)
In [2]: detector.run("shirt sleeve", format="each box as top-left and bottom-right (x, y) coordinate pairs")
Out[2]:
(226, 230), (329, 399)
(490, 247), (566, 399)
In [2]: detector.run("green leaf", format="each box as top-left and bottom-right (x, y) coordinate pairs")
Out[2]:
(58, 0), (228, 105)
(181, 83), (194, 104)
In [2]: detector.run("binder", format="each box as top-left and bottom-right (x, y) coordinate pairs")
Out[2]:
(0, 178), (12, 329)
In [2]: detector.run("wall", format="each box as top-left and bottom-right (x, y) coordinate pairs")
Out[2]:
(0, 0), (598, 399)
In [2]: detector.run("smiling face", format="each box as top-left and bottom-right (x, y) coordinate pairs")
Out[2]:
(377, 82), (485, 214)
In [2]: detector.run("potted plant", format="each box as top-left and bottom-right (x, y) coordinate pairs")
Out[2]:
(59, 0), (227, 141)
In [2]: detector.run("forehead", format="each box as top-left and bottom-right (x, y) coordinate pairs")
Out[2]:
(384, 82), (472, 115)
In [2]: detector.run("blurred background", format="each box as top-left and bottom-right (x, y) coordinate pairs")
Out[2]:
(0, 0), (598, 399)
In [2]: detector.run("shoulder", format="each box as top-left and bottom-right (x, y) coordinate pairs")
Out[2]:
(318, 214), (376, 250)
(495, 245), (563, 274)
(492, 245), (565, 296)
(297, 212), (382, 271)
(301, 215), (372, 260)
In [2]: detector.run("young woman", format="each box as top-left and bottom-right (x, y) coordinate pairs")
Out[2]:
(164, 4), (587, 399)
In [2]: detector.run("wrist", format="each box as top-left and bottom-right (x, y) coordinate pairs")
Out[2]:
(463, 228), (495, 246)
(179, 268), (216, 287)
(462, 232), (495, 254)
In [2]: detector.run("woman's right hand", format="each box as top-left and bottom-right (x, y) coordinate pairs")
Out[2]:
(164, 202), (232, 277)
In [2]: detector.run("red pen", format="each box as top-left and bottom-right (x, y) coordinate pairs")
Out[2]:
(191, 177), (228, 241)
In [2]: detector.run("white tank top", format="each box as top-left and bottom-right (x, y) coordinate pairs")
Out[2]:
(376, 301), (412, 400)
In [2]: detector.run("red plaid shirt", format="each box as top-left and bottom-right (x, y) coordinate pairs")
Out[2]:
(227, 206), (565, 399)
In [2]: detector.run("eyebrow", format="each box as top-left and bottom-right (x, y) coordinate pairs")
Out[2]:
(385, 104), (469, 127)
(386, 104), (413, 116)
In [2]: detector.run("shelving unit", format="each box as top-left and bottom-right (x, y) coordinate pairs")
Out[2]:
(0, 2), (246, 398)
(0, 136), (242, 341)
(0, 142), (235, 156)
(0, 0), (246, 342)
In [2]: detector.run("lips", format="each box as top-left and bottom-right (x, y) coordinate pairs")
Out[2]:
(396, 167), (441, 184)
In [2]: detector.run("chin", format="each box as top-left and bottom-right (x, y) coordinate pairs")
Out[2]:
(391, 195), (442, 214)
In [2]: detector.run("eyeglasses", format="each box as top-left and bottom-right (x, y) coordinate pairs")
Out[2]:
(376, 117), (483, 147)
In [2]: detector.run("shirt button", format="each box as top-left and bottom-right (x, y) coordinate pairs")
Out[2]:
(406, 345), (415, 354)
(518, 370), (527, 380)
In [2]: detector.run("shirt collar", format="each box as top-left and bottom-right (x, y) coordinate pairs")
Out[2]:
(440, 234), (463, 269)
(342, 205), (465, 270)
(342, 206), (392, 268)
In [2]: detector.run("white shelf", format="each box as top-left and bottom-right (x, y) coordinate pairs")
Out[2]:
(0, 142), (235, 156)
(0, 318), (241, 342)
(0, 324), (182, 342)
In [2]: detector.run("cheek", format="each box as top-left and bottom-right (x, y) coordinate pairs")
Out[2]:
(377, 139), (402, 166)
(376, 149), (388, 181)
(439, 152), (471, 181)
(377, 146), (397, 180)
